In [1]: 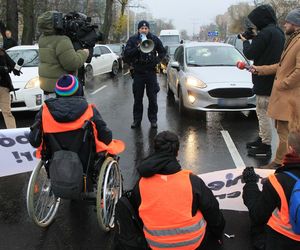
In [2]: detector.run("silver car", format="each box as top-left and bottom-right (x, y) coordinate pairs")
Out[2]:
(166, 42), (256, 114)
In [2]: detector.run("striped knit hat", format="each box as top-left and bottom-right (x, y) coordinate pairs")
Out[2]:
(55, 74), (80, 97)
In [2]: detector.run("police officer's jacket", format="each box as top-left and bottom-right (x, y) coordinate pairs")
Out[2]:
(124, 32), (166, 73)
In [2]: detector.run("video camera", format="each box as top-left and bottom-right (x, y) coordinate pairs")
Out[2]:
(237, 27), (256, 40)
(53, 11), (103, 63)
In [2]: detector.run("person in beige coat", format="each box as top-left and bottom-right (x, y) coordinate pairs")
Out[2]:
(252, 8), (300, 169)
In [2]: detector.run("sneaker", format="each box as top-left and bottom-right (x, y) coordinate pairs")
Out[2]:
(257, 161), (282, 169)
(247, 143), (272, 157)
(246, 137), (262, 149)
(131, 121), (141, 129)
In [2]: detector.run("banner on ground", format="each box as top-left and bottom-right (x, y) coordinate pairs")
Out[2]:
(0, 128), (39, 177)
(0, 128), (275, 211)
(199, 168), (274, 211)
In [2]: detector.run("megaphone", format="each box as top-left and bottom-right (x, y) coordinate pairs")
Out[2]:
(140, 33), (154, 53)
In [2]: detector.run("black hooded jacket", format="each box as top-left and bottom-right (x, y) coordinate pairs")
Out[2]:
(131, 152), (225, 240)
(0, 48), (16, 91)
(243, 5), (285, 96)
(124, 32), (166, 73)
(29, 97), (112, 169)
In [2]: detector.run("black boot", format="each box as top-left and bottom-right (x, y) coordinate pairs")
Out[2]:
(247, 143), (271, 157)
(246, 137), (262, 149)
(131, 121), (141, 129)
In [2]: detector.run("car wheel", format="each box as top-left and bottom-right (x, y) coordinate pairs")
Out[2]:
(85, 64), (94, 83)
(110, 61), (119, 77)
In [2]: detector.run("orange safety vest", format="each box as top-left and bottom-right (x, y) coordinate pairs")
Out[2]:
(267, 174), (300, 241)
(36, 103), (125, 157)
(139, 169), (207, 250)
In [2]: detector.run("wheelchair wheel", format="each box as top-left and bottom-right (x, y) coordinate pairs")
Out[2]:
(26, 160), (60, 227)
(96, 156), (122, 232)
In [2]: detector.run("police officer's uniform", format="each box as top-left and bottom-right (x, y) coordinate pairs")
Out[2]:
(124, 20), (166, 129)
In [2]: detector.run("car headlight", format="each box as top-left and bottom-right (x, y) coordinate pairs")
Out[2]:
(186, 76), (207, 89)
(25, 77), (40, 89)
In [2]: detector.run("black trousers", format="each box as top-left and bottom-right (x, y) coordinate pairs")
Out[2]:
(132, 71), (159, 123)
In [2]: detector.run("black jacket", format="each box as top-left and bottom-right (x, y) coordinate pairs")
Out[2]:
(0, 48), (16, 91)
(131, 152), (225, 240)
(3, 38), (18, 50)
(124, 32), (166, 73)
(243, 5), (285, 96)
(243, 164), (300, 249)
(29, 97), (112, 168)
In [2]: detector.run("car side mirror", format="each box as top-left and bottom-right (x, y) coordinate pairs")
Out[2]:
(170, 61), (180, 71)
(94, 53), (101, 58)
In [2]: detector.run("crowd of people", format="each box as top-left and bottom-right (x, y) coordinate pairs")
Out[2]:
(1, 3), (300, 250)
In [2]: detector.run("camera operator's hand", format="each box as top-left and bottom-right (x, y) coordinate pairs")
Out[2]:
(239, 33), (247, 42)
(242, 167), (259, 184)
(82, 49), (90, 56)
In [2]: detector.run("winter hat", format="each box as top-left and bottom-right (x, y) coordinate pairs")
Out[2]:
(138, 20), (150, 29)
(55, 74), (80, 97)
(286, 8), (300, 26)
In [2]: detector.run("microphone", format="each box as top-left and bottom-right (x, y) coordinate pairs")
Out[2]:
(236, 61), (251, 70)
(13, 58), (24, 76)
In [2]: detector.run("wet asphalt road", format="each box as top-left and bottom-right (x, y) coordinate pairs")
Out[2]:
(0, 70), (277, 249)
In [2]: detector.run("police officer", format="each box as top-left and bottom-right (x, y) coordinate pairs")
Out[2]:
(124, 20), (166, 129)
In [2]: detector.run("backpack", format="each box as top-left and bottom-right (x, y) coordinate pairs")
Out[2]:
(48, 132), (84, 200)
(114, 191), (149, 250)
(284, 171), (300, 234)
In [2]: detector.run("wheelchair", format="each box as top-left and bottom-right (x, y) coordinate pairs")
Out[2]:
(26, 122), (123, 232)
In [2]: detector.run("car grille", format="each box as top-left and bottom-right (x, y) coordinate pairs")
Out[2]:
(208, 88), (253, 98)
(206, 104), (256, 109)
(11, 102), (26, 108)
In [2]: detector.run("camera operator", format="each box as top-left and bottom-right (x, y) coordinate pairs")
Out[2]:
(124, 20), (166, 129)
(239, 4), (285, 160)
(0, 48), (21, 128)
(37, 11), (89, 98)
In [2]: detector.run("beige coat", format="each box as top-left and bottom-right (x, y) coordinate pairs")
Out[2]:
(256, 33), (300, 121)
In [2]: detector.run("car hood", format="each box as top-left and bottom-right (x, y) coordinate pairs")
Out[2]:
(186, 66), (252, 84)
(9, 67), (38, 89)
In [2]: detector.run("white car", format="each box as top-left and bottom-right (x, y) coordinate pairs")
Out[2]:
(85, 44), (119, 82)
(7, 45), (43, 112)
(166, 42), (256, 115)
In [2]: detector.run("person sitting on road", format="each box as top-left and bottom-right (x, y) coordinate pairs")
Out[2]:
(242, 103), (300, 250)
(131, 130), (225, 250)
(28, 74), (122, 175)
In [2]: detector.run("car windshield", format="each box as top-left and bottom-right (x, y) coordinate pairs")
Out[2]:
(185, 46), (246, 67)
(7, 49), (39, 67)
(160, 35), (180, 44)
(107, 44), (120, 54)
(169, 46), (178, 56)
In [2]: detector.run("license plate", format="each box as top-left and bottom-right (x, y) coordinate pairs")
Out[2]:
(218, 98), (247, 107)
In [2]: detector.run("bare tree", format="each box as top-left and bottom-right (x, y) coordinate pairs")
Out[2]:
(6, 0), (19, 41)
(102, 0), (114, 42)
(22, 0), (35, 44)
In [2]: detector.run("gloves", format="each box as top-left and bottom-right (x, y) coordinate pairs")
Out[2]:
(242, 167), (259, 184)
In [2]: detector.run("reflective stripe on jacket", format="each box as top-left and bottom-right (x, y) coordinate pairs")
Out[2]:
(41, 103), (125, 155)
(267, 174), (300, 241)
(139, 169), (207, 250)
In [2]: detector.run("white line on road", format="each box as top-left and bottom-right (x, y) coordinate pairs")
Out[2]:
(221, 130), (246, 169)
(90, 85), (107, 95)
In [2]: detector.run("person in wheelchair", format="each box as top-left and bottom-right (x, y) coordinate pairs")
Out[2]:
(28, 74), (121, 192)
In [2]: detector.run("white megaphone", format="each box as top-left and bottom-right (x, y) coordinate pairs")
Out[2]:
(140, 33), (154, 53)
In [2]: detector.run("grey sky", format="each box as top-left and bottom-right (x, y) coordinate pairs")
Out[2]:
(135, 0), (253, 35)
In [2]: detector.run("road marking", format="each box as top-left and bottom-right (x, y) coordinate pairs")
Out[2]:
(221, 130), (246, 168)
(90, 85), (107, 95)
